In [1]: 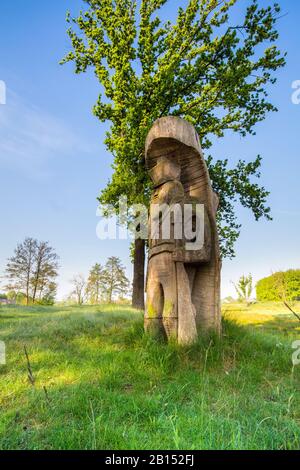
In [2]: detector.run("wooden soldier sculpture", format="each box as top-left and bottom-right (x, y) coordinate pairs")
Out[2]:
(144, 116), (221, 345)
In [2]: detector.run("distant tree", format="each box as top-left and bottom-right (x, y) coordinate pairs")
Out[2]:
(256, 270), (300, 302)
(6, 291), (17, 303)
(31, 241), (59, 304)
(5, 238), (36, 306)
(63, 0), (286, 309)
(101, 257), (130, 303)
(37, 282), (57, 306)
(233, 274), (253, 303)
(5, 238), (59, 306)
(15, 292), (28, 305)
(86, 263), (103, 304)
(70, 274), (86, 305)
(3, 290), (28, 306)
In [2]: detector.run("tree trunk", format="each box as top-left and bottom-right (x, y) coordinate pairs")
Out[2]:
(132, 238), (145, 310)
(32, 261), (41, 305)
(26, 279), (30, 306)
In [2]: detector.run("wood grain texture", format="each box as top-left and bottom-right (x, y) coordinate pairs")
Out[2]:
(145, 117), (221, 343)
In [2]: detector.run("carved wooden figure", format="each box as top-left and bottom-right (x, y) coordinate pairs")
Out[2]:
(144, 117), (221, 345)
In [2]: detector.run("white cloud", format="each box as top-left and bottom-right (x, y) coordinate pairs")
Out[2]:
(0, 89), (96, 179)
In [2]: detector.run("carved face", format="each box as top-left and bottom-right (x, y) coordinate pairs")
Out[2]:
(149, 156), (181, 187)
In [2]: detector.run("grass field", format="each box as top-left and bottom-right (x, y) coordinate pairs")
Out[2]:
(0, 302), (299, 450)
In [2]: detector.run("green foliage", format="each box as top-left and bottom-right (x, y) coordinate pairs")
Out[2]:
(69, 259), (130, 305)
(86, 263), (103, 304)
(4, 292), (27, 305)
(0, 303), (299, 449)
(5, 238), (59, 305)
(35, 283), (57, 306)
(256, 270), (300, 302)
(234, 274), (253, 302)
(62, 0), (286, 257)
(101, 256), (131, 303)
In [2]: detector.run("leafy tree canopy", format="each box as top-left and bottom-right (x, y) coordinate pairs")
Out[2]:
(62, 0), (286, 257)
(86, 263), (104, 304)
(256, 270), (300, 302)
(234, 273), (253, 302)
(5, 238), (59, 306)
(101, 256), (130, 302)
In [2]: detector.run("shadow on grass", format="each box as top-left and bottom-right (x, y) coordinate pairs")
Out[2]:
(5, 314), (297, 389)
(1, 309), (300, 450)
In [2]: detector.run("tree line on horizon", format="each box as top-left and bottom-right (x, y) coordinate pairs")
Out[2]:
(256, 270), (300, 302)
(229, 271), (300, 304)
(0, 238), (131, 307)
(1, 238), (299, 308)
(69, 257), (130, 305)
(2, 237), (59, 306)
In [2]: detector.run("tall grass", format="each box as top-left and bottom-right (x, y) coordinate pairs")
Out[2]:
(0, 303), (299, 450)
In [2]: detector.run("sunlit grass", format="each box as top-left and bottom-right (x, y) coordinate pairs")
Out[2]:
(223, 302), (300, 332)
(0, 302), (299, 450)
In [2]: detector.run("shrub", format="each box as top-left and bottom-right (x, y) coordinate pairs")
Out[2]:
(256, 270), (300, 301)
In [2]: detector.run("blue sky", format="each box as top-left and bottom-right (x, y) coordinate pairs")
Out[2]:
(0, 0), (299, 300)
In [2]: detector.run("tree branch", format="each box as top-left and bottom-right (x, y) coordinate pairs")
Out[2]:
(283, 301), (300, 323)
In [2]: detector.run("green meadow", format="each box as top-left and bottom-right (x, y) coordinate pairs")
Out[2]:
(0, 303), (299, 450)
